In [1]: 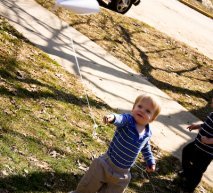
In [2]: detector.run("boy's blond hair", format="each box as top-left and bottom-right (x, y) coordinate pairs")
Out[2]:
(133, 94), (161, 122)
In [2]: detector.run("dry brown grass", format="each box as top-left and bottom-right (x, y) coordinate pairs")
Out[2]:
(180, 0), (213, 19)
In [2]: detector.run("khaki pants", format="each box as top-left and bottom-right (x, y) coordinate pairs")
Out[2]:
(74, 154), (131, 193)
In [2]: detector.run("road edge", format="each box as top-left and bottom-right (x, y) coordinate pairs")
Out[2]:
(179, 0), (213, 19)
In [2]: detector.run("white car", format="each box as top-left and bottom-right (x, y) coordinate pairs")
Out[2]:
(98, 0), (141, 14)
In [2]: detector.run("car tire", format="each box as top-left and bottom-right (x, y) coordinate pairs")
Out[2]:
(108, 0), (133, 14)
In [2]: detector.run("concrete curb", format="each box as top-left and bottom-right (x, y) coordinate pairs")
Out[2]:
(179, 0), (213, 19)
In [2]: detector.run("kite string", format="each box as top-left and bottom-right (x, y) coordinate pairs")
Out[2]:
(134, 164), (156, 193)
(70, 36), (98, 136)
(70, 30), (166, 193)
(68, 23), (163, 193)
(135, 163), (174, 193)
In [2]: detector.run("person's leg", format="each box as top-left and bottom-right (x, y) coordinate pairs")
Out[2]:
(98, 169), (131, 193)
(75, 157), (105, 193)
(182, 142), (212, 192)
(181, 142), (196, 192)
(184, 148), (212, 192)
(182, 142), (195, 176)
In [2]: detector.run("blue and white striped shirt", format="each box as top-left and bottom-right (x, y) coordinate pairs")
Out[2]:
(107, 113), (155, 169)
(195, 112), (213, 158)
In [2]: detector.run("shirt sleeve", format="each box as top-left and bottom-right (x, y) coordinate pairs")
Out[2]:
(113, 113), (132, 128)
(141, 141), (156, 167)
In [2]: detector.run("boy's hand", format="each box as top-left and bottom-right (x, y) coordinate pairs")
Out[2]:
(201, 136), (208, 144)
(103, 114), (115, 124)
(187, 124), (200, 131)
(146, 165), (155, 173)
(201, 136), (213, 145)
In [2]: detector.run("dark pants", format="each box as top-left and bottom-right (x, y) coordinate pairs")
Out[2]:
(181, 141), (212, 192)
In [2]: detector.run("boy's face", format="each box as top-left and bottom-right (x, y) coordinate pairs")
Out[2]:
(132, 98), (155, 126)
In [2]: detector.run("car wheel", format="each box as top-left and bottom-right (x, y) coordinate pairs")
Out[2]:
(109, 0), (133, 14)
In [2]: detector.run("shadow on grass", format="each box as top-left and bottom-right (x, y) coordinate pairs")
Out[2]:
(0, 127), (94, 158)
(0, 154), (181, 193)
(0, 171), (81, 192)
(0, 63), (108, 110)
(130, 154), (181, 193)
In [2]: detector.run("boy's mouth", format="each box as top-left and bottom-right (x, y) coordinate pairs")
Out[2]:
(137, 113), (144, 118)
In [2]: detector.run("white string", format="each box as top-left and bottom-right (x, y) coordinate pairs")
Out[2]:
(69, 33), (173, 193)
(70, 36), (98, 137)
(135, 163), (175, 193)
(134, 163), (156, 193)
(69, 26), (163, 193)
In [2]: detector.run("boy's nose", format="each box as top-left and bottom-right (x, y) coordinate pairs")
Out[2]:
(140, 108), (145, 113)
(141, 107), (146, 111)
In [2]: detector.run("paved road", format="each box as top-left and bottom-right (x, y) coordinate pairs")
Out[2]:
(126, 0), (213, 60)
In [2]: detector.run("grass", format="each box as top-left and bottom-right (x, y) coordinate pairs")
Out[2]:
(35, 0), (213, 122)
(0, 2), (213, 193)
(0, 16), (110, 192)
(179, 0), (213, 19)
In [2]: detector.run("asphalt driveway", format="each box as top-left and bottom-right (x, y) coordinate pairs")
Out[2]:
(126, 0), (213, 60)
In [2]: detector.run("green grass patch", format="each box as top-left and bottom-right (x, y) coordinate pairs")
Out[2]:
(0, 16), (110, 192)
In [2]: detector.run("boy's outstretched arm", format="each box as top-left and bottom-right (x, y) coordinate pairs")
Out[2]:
(103, 113), (130, 127)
